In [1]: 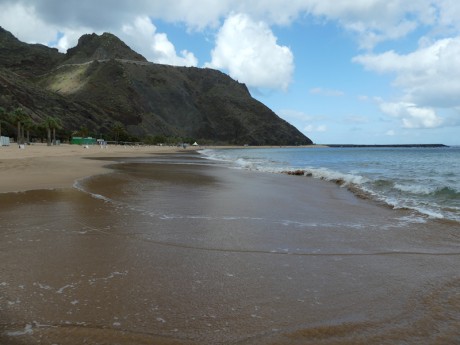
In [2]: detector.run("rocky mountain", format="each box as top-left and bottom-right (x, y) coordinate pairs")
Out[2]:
(65, 33), (147, 64)
(0, 27), (312, 145)
(0, 27), (63, 77)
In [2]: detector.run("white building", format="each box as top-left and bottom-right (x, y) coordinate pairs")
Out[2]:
(0, 136), (10, 146)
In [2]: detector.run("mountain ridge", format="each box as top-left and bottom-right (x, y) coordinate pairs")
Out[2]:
(65, 32), (148, 64)
(0, 27), (312, 145)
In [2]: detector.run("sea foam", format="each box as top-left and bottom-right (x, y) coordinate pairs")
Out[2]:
(200, 147), (460, 222)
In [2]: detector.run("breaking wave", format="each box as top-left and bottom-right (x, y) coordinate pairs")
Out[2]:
(200, 147), (460, 222)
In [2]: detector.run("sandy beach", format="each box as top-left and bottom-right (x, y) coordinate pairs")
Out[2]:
(0, 144), (321, 193)
(0, 145), (459, 344)
(0, 143), (196, 193)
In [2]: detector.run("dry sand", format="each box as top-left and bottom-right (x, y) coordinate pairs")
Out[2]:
(0, 143), (195, 193)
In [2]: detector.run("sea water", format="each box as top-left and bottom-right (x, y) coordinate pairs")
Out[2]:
(201, 146), (460, 222)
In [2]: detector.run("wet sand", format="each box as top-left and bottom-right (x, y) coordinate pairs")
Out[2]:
(0, 152), (459, 344)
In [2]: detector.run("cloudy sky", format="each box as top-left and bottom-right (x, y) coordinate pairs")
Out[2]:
(1, 0), (459, 144)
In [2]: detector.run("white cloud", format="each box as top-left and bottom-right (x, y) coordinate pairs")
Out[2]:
(385, 129), (396, 136)
(278, 109), (327, 122)
(205, 13), (294, 90)
(146, 0), (230, 30)
(379, 102), (444, 129)
(304, 0), (437, 49)
(4, 1), (460, 68)
(3, 1), (460, 51)
(0, 2), (57, 44)
(121, 16), (198, 67)
(304, 124), (327, 133)
(437, 0), (460, 31)
(354, 36), (460, 112)
(277, 109), (328, 136)
(309, 87), (345, 97)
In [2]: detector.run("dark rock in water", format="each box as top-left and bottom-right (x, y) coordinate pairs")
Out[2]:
(284, 170), (306, 176)
(0, 27), (312, 145)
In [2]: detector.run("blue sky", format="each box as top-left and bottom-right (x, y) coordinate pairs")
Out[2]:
(1, 0), (459, 145)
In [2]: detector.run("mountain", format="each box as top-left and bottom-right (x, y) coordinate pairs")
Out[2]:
(0, 27), (312, 145)
(64, 33), (147, 64)
(0, 27), (63, 77)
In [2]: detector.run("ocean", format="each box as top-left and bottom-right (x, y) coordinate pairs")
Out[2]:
(201, 146), (460, 223)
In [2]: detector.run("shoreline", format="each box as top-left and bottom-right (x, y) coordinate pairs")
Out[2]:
(0, 143), (323, 194)
(2, 143), (457, 224)
(2, 144), (458, 225)
(1, 151), (459, 344)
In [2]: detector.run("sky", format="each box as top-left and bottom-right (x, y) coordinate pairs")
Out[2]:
(1, 0), (459, 145)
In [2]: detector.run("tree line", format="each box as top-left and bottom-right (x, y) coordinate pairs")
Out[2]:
(0, 107), (62, 146)
(0, 107), (200, 146)
(0, 107), (137, 145)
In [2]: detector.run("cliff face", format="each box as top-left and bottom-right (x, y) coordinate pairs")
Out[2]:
(0, 28), (312, 145)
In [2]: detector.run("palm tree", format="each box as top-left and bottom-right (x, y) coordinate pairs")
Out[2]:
(0, 106), (6, 146)
(22, 117), (35, 144)
(0, 106), (5, 139)
(51, 117), (62, 145)
(43, 116), (61, 146)
(42, 117), (52, 146)
(111, 121), (126, 144)
(77, 126), (89, 138)
(12, 108), (28, 145)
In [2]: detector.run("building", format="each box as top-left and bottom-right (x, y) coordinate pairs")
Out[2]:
(0, 136), (10, 146)
(70, 137), (97, 145)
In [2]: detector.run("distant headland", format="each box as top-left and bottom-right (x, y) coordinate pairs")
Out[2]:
(325, 144), (448, 148)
